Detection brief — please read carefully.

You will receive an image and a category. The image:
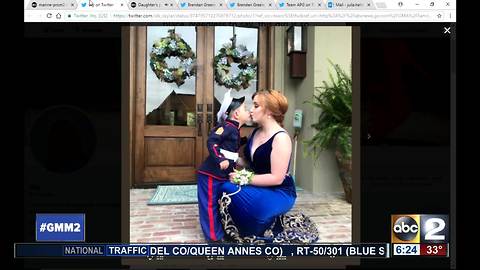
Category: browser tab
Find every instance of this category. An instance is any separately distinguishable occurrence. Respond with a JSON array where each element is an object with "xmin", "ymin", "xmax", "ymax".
[
  {"xmin": 276, "ymin": 0, "xmax": 325, "ymax": 10},
  {"xmin": 327, "ymin": 0, "xmax": 375, "ymax": 9},
  {"xmin": 76, "ymin": 0, "xmax": 127, "ymax": 10},
  {"xmin": 127, "ymin": 0, "xmax": 177, "ymax": 10},
  {"xmin": 177, "ymin": 0, "xmax": 227, "ymax": 10},
  {"xmin": 226, "ymin": 0, "xmax": 277, "ymax": 10},
  {"xmin": 26, "ymin": 0, "xmax": 77, "ymax": 10}
]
